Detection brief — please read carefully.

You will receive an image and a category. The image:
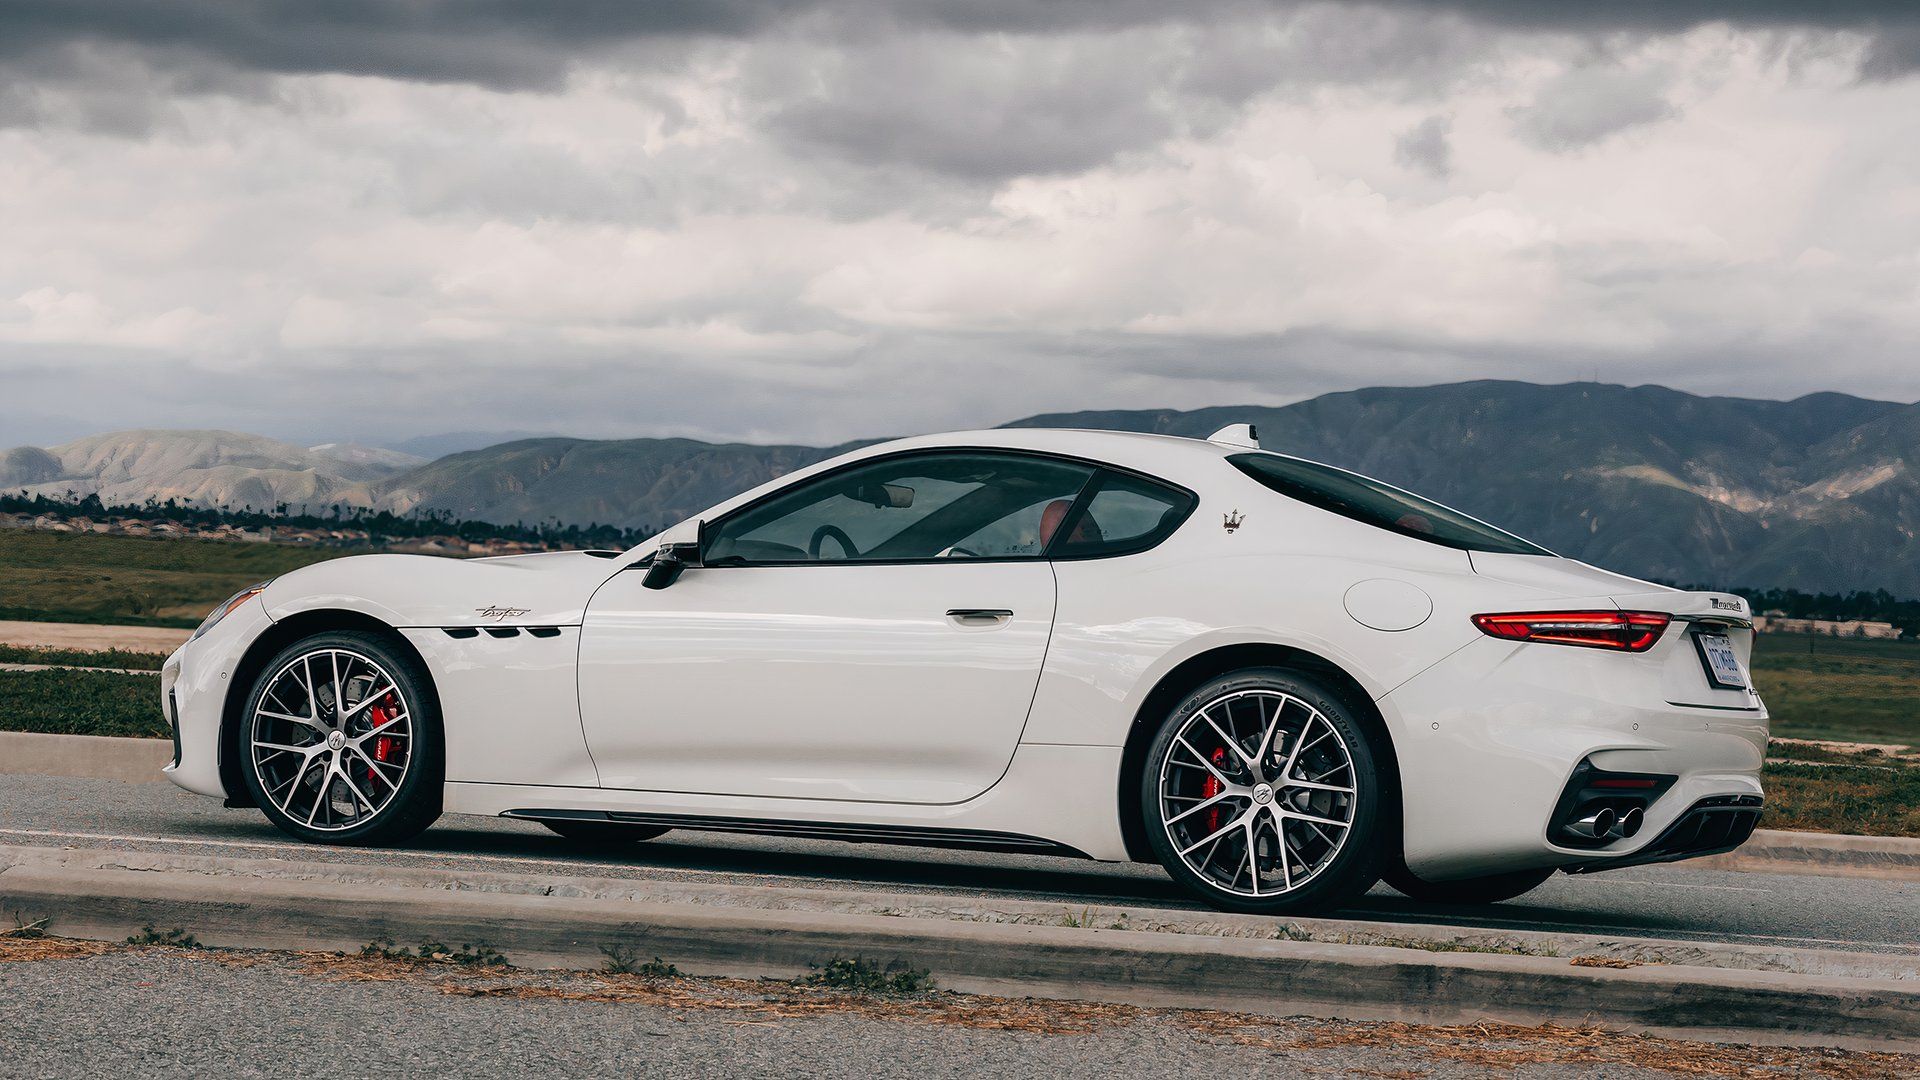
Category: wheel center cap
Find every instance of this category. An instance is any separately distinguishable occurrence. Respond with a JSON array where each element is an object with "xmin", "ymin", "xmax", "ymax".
[
  {"xmin": 1252, "ymin": 783, "xmax": 1275, "ymax": 805},
  {"xmin": 326, "ymin": 731, "xmax": 346, "ymax": 751}
]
